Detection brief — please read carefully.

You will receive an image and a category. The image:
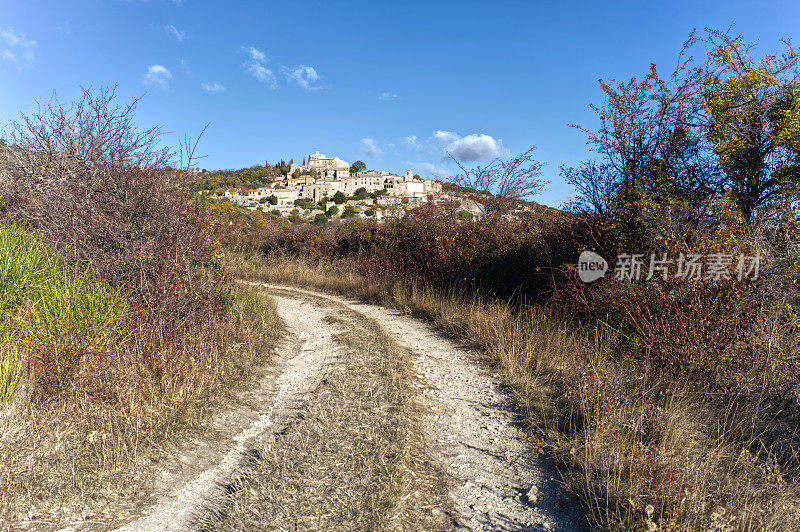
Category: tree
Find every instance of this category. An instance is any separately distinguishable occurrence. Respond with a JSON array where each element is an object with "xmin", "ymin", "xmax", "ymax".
[
  {"xmin": 327, "ymin": 205, "xmax": 339, "ymax": 216},
  {"xmin": 365, "ymin": 209, "xmax": 375, "ymax": 217},
  {"xmin": 332, "ymin": 191, "xmax": 347, "ymax": 204},
  {"xmin": 353, "ymin": 187, "xmax": 368, "ymax": 198},
  {"xmin": 702, "ymin": 30, "xmax": 800, "ymax": 221},
  {"xmin": 567, "ymin": 28, "xmax": 800, "ymax": 235},
  {"xmin": 350, "ymin": 160, "xmax": 366, "ymax": 174},
  {"xmin": 449, "ymin": 147, "xmax": 545, "ymax": 215},
  {"xmin": 312, "ymin": 213, "xmax": 328, "ymax": 225},
  {"xmin": 567, "ymin": 40, "xmax": 717, "ymax": 244},
  {"xmin": 268, "ymin": 195, "xmax": 278, "ymax": 205},
  {"xmin": 342, "ymin": 205, "xmax": 357, "ymax": 217}
]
